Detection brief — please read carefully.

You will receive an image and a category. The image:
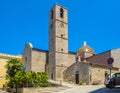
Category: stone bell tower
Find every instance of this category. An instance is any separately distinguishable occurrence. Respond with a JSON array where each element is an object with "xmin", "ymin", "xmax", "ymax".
[{"xmin": 47, "ymin": 4, "xmax": 68, "ymax": 81}]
